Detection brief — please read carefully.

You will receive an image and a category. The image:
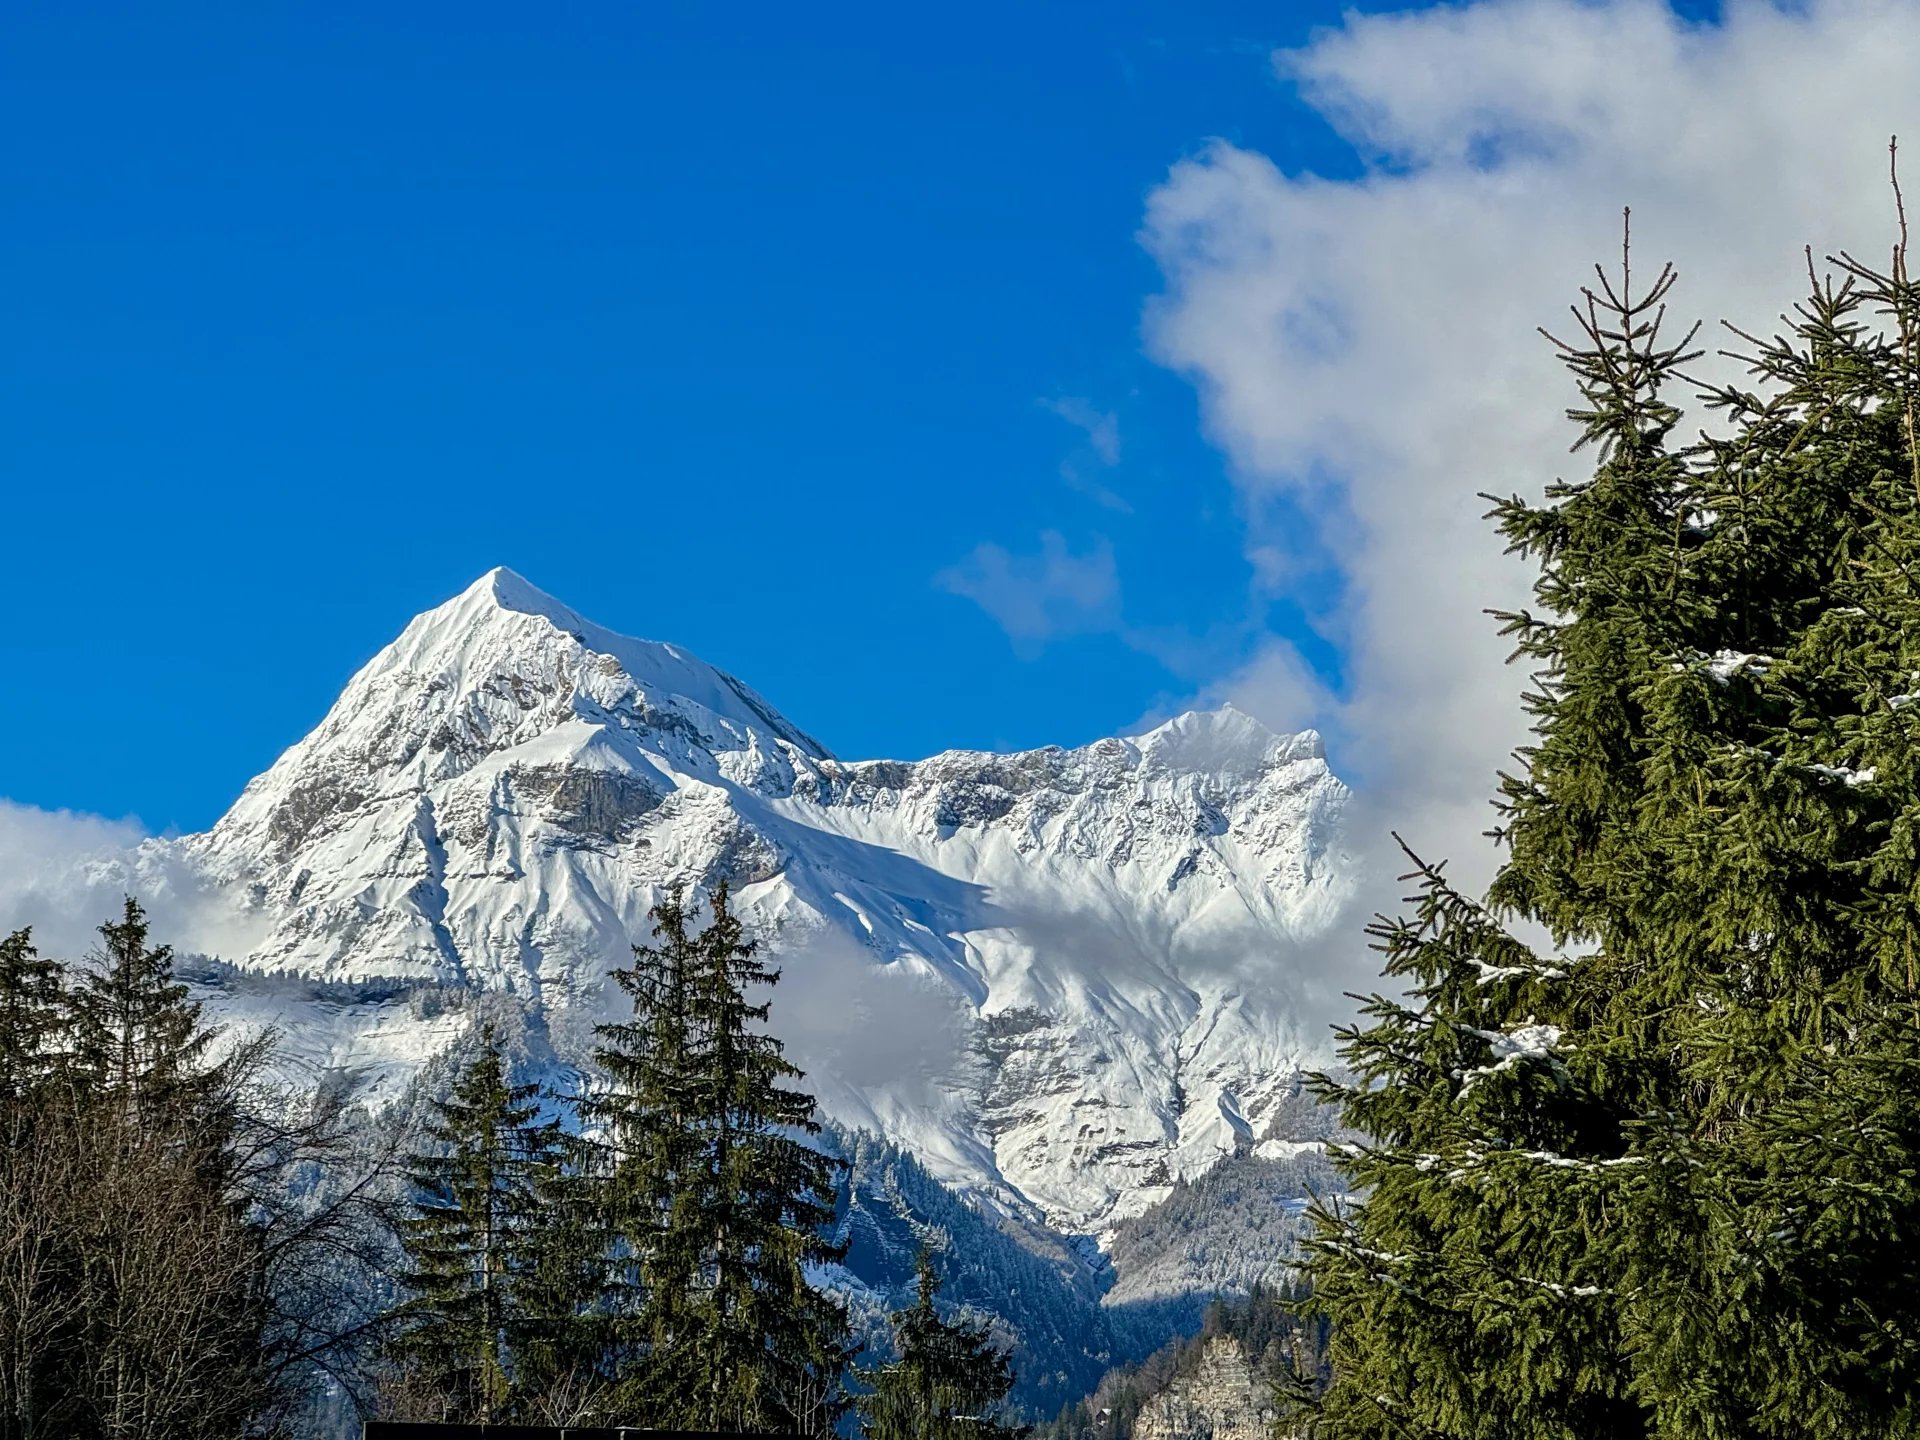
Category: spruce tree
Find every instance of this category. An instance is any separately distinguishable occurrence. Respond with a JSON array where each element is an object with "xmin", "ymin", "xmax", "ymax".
[
  {"xmin": 1303, "ymin": 209, "xmax": 1920, "ymax": 1439},
  {"xmin": 1, "ymin": 905, "xmax": 278, "ymax": 1439},
  {"xmin": 590, "ymin": 882, "xmax": 853, "ymax": 1433},
  {"xmin": 1564, "ymin": 231, "xmax": 1920, "ymax": 1436},
  {"xmin": 1653, "ymin": 232, "xmax": 1920, "ymax": 1433},
  {"xmin": 856, "ymin": 1251, "xmax": 1025, "ymax": 1440},
  {"xmin": 0, "ymin": 929, "xmax": 64, "ymax": 1119},
  {"xmin": 1304, "ymin": 241, "xmax": 1718, "ymax": 1440},
  {"xmin": 581, "ymin": 884, "xmax": 699, "ymax": 1381},
  {"xmin": 66, "ymin": 897, "xmax": 220, "ymax": 1125},
  {"xmin": 513, "ymin": 1124, "xmax": 616, "ymax": 1409},
  {"xmin": 386, "ymin": 1029, "xmax": 569, "ymax": 1423}
]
